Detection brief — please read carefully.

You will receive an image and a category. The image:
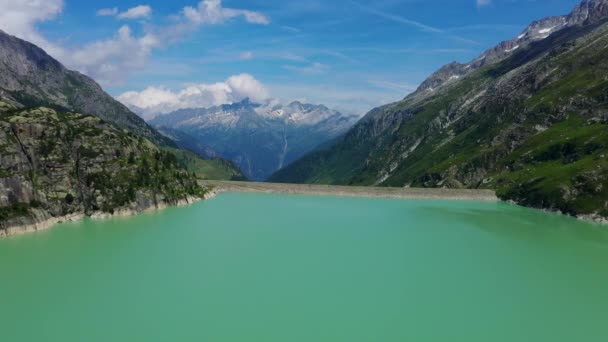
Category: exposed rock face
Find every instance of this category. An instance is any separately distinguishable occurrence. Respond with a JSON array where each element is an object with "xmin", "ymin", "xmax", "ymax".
[
  {"xmin": 149, "ymin": 98, "xmax": 359, "ymax": 181},
  {"xmin": 571, "ymin": 0, "xmax": 608, "ymax": 23},
  {"xmin": 0, "ymin": 105, "xmax": 206, "ymax": 234},
  {"xmin": 0, "ymin": 30, "xmax": 171, "ymax": 146},
  {"xmin": 270, "ymin": 0, "xmax": 608, "ymax": 222}
]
